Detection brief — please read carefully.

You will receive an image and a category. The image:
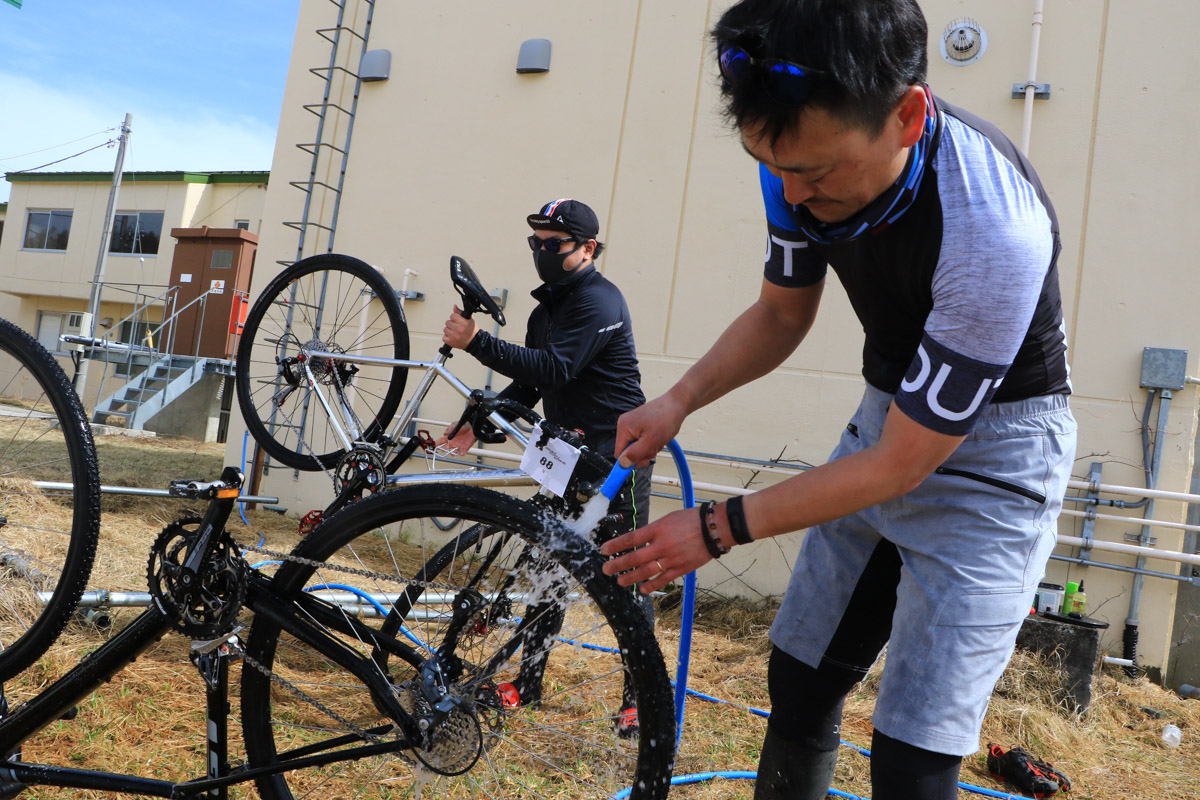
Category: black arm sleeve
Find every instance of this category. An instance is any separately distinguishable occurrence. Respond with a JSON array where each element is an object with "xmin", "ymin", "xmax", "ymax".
[{"xmin": 464, "ymin": 289, "xmax": 616, "ymax": 391}]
